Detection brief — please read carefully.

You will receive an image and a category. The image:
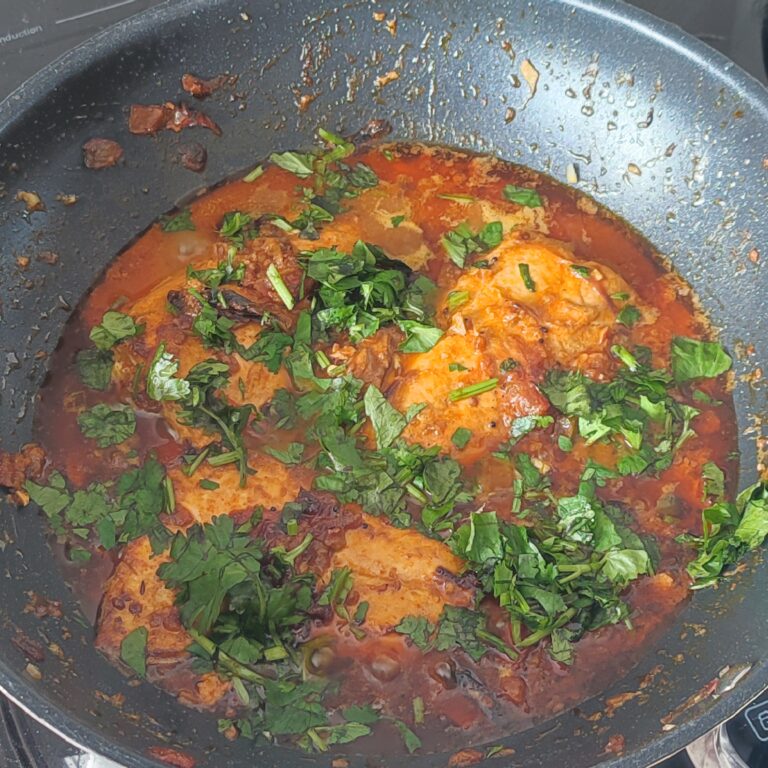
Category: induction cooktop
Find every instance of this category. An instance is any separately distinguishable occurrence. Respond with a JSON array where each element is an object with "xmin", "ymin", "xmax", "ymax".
[{"xmin": 0, "ymin": 1, "xmax": 767, "ymax": 767}]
